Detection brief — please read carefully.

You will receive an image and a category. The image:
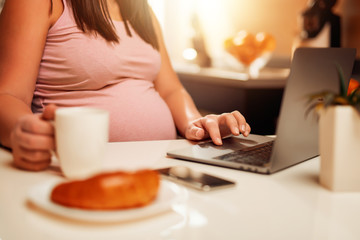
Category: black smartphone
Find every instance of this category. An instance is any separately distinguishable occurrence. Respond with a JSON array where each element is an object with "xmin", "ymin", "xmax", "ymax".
[{"xmin": 157, "ymin": 166, "xmax": 236, "ymax": 191}]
